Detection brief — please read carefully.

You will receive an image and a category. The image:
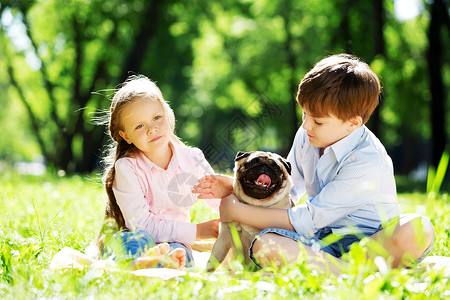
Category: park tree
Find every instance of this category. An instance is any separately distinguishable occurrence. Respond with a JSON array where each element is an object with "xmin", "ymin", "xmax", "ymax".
[
  {"xmin": 185, "ymin": 0, "xmax": 391, "ymax": 169},
  {"xmin": 427, "ymin": 0, "xmax": 450, "ymax": 168},
  {"xmin": 0, "ymin": 0, "xmax": 448, "ymax": 176},
  {"xmin": 373, "ymin": 0, "xmax": 450, "ymax": 173},
  {"xmin": 0, "ymin": 0, "xmax": 195, "ymax": 172}
]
